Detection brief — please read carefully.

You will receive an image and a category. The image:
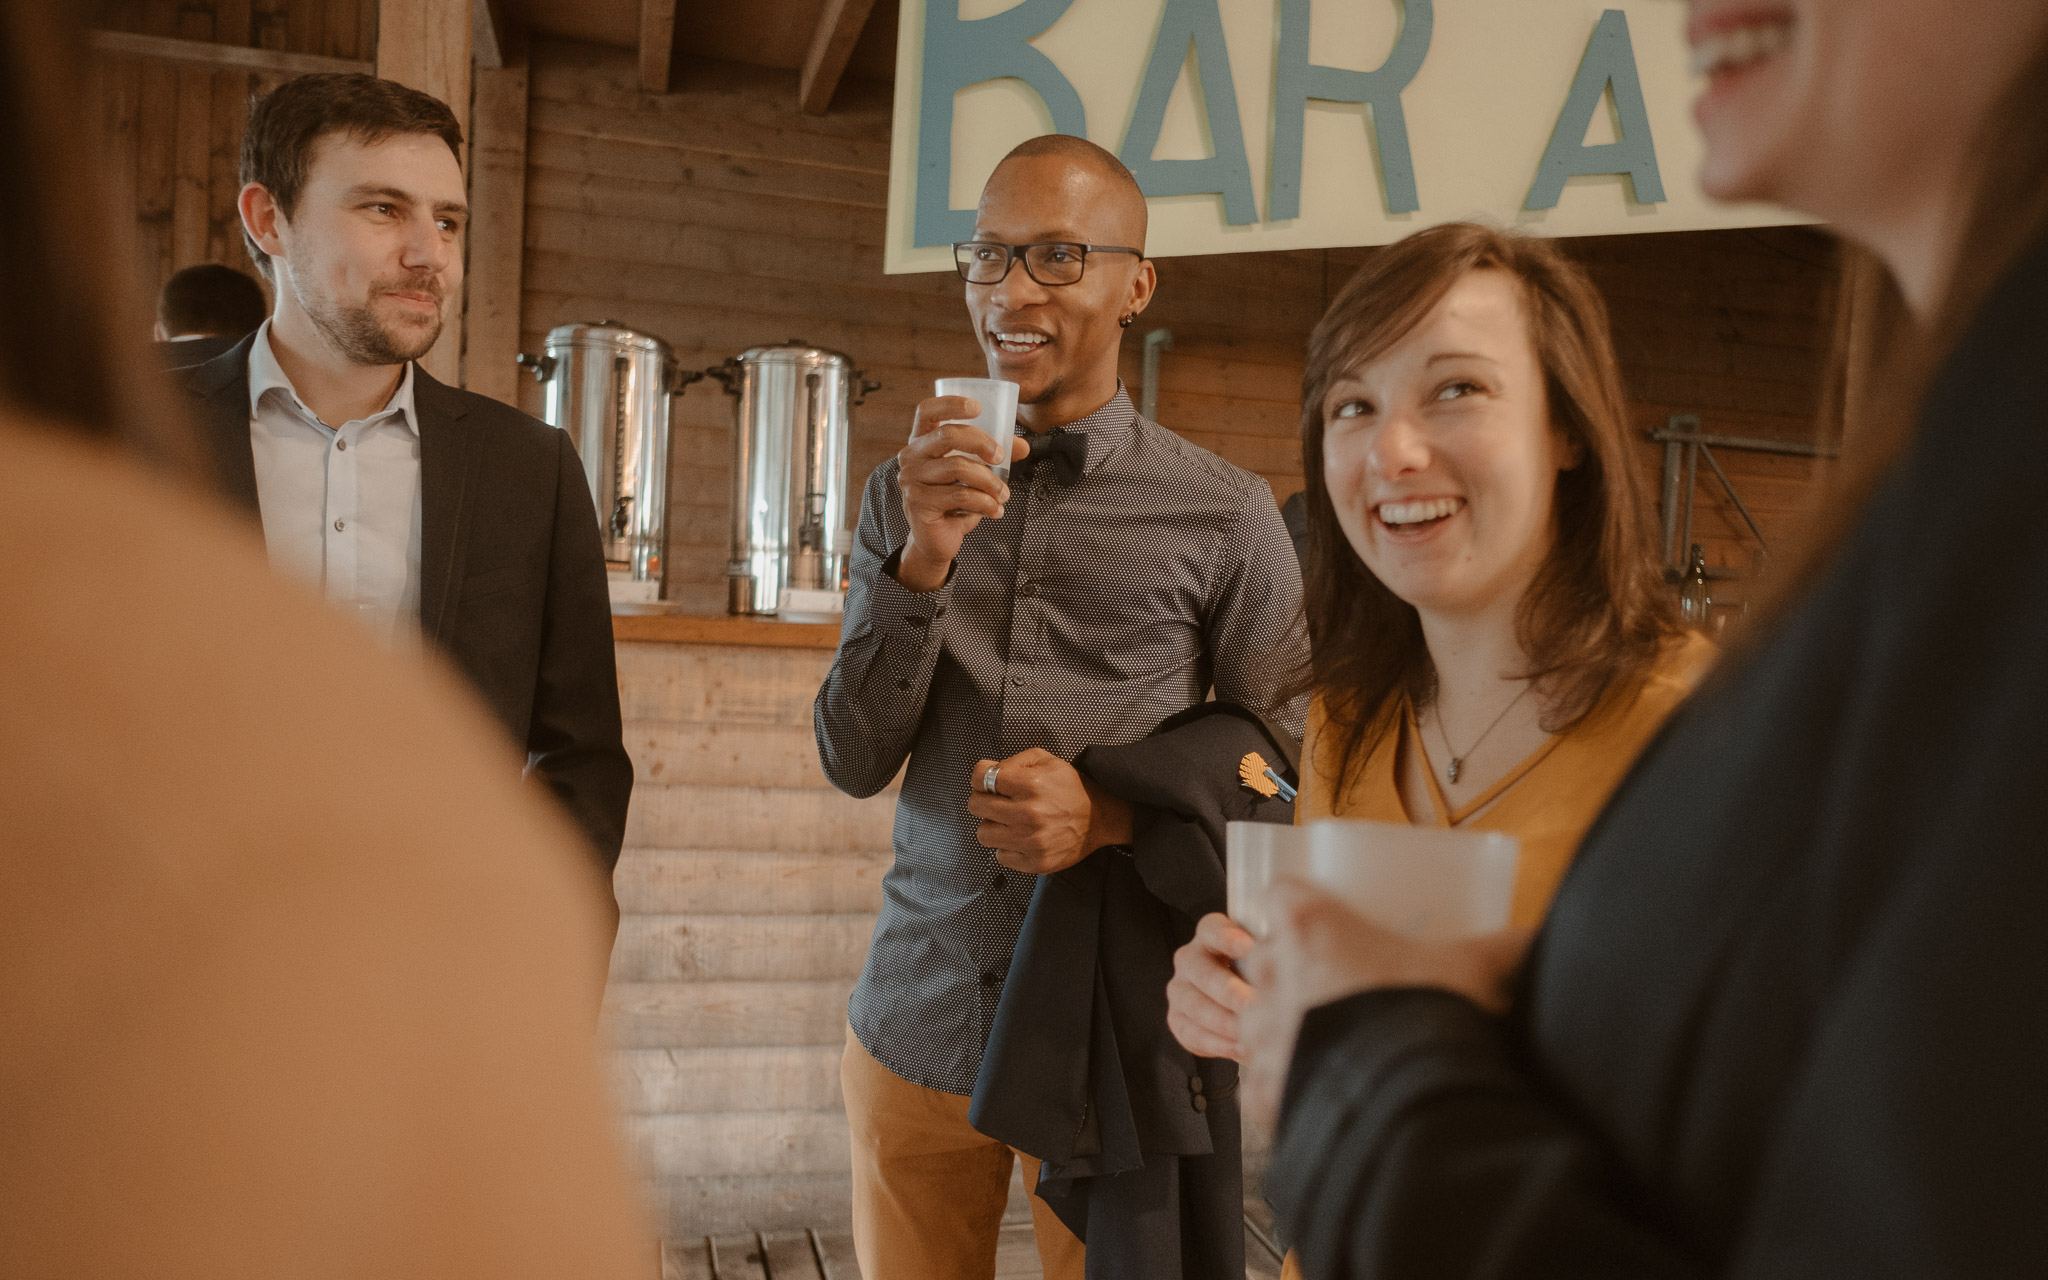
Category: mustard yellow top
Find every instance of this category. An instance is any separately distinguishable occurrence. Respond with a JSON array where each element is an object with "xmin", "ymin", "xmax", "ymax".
[{"xmin": 1299, "ymin": 633, "xmax": 1718, "ymax": 928}]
